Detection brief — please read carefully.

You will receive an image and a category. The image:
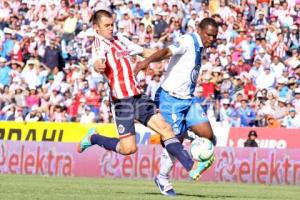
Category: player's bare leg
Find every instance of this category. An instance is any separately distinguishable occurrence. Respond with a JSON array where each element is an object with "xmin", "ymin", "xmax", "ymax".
[{"xmin": 190, "ymin": 121, "xmax": 214, "ymax": 141}]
